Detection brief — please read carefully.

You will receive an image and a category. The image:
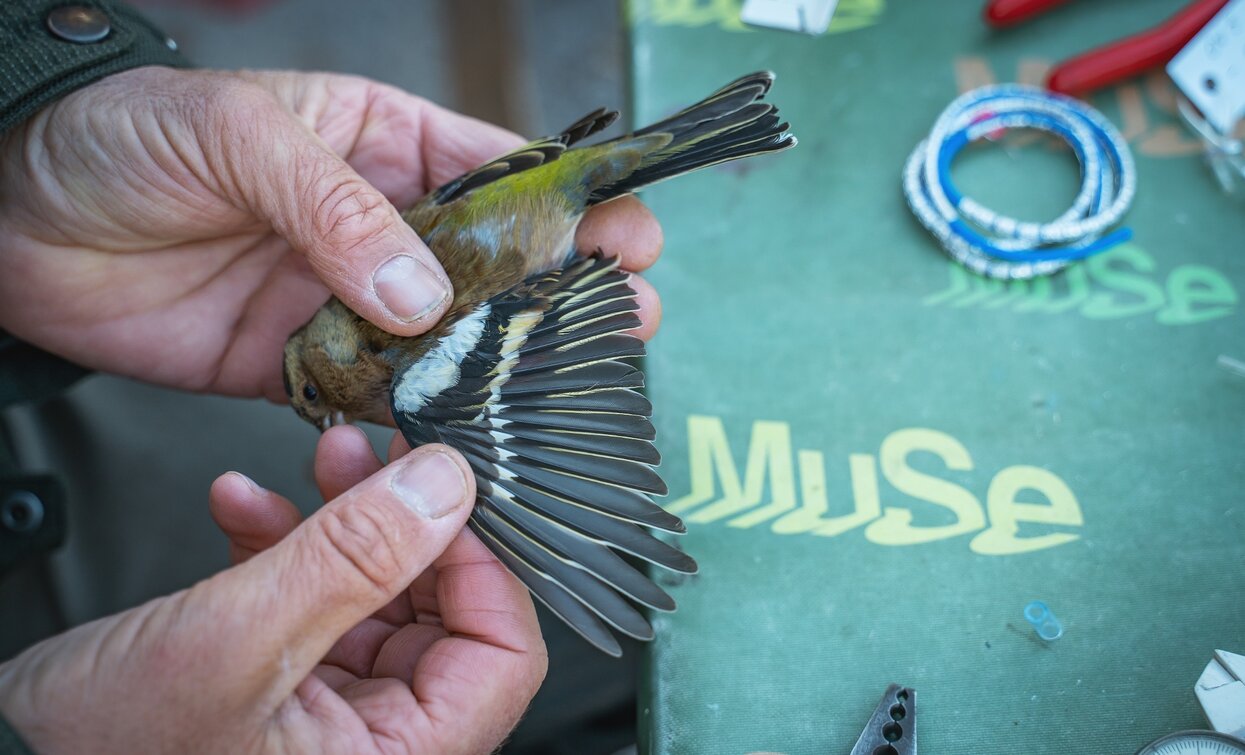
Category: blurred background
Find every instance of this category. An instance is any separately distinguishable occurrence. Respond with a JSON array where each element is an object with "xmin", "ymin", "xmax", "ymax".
[
  {"xmin": 141, "ymin": 0, "xmax": 627, "ymax": 137},
  {"xmin": 0, "ymin": 2, "xmax": 636, "ymax": 753}
]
